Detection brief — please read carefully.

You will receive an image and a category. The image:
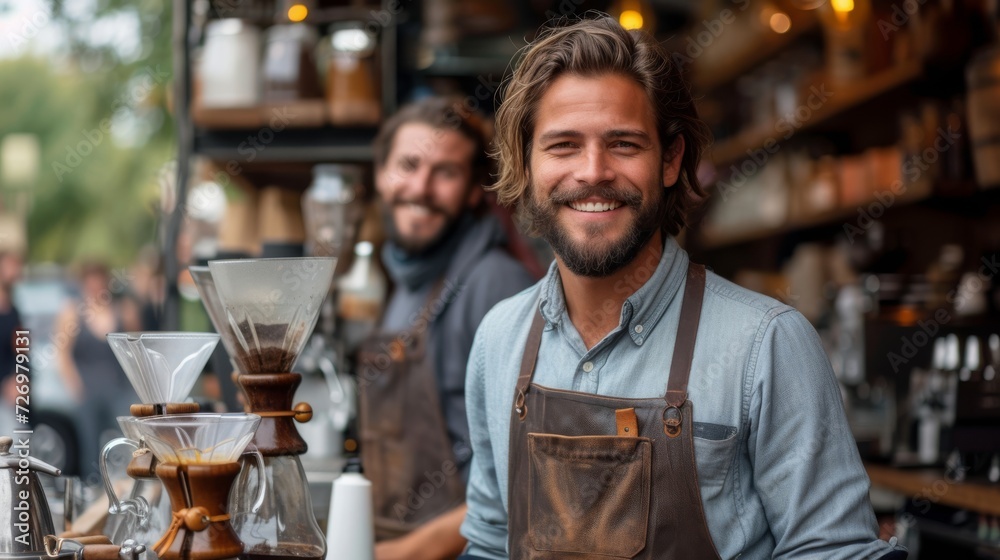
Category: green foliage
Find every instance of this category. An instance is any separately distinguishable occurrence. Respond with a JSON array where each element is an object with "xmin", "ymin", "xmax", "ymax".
[{"xmin": 0, "ymin": 0, "xmax": 175, "ymax": 266}]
